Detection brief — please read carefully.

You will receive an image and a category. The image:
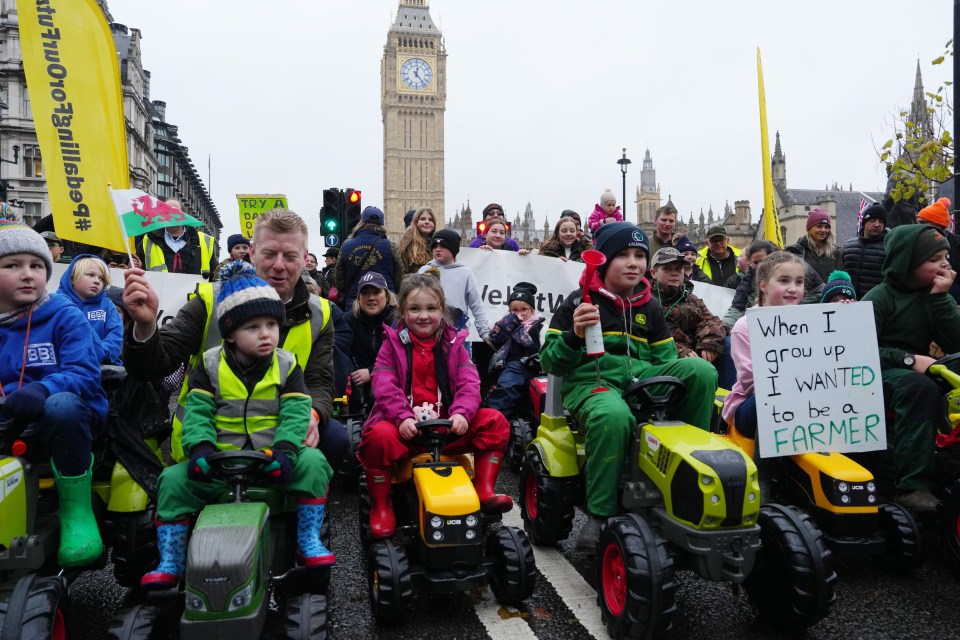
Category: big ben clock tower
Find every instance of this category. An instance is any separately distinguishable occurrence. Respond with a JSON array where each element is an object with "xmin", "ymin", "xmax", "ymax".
[{"xmin": 382, "ymin": 0, "xmax": 447, "ymax": 242}]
